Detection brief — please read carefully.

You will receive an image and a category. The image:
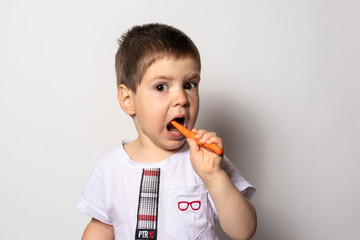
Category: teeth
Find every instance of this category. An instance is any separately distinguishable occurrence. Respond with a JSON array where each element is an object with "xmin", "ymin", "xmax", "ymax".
[
  {"xmin": 167, "ymin": 117, "xmax": 185, "ymax": 134},
  {"xmin": 168, "ymin": 123, "xmax": 180, "ymax": 133},
  {"xmin": 169, "ymin": 129, "xmax": 180, "ymax": 133}
]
